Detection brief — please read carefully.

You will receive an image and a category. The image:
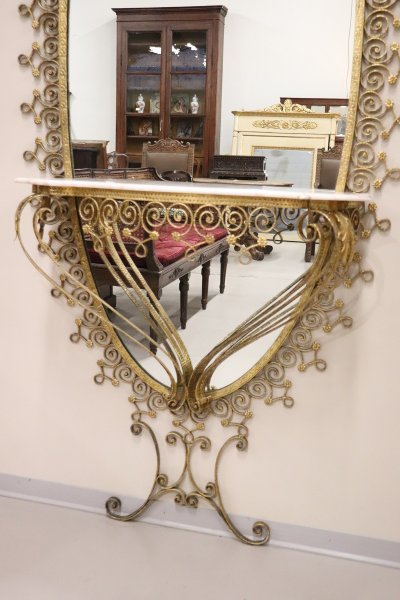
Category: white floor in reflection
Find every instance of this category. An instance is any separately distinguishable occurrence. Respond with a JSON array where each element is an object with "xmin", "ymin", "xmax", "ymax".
[{"xmin": 111, "ymin": 241, "xmax": 311, "ymax": 389}]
